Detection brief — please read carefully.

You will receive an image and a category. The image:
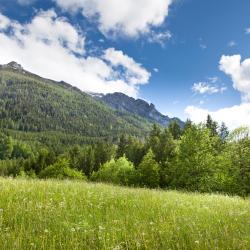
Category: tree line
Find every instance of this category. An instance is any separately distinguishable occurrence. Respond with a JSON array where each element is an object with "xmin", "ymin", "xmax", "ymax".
[{"xmin": 0, "ymin": 115, "xmax": 249, "ymax": 196}]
